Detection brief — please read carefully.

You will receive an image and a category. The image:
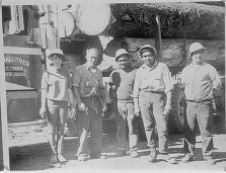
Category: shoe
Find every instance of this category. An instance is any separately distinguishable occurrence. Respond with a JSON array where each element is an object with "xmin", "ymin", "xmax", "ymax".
[
  {"xmin": 115, "ymin": 150, "xmax": 127, "ymax": 157},
  {"xmin": 158, "ymin": 153, "xmax": 177, "ymax": 164},
  {"xmin": 204, "ymin": 157, "xmax": 216, "ymax": 165},
  {"xmin": 57, "ymin": 154, "xmax": 67, "ymax": 162},
  {"xmin": 182, "ymin": 154, "xmax": 193, "ymax": 163},
  {"xmin": 130, "ymin": 150, "xmax": 139, "ymax": 158},
  {"xmin": 147, "ymin": 148, "xmax": 157, "ymax": 163},
  {"xmin": 77, "ymin": 155, "xmax": 88, "ymax": 161}
]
